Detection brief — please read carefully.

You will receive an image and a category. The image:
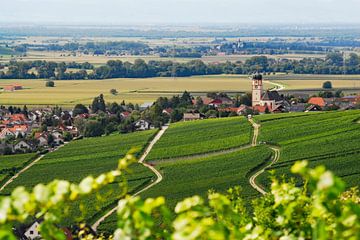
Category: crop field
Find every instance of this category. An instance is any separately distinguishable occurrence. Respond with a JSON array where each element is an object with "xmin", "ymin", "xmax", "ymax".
[
  {"xmin": 254, "ymin": 110, "xmax": 360, "ymax": 189},
  {"xmin": 0, "ymin": 75, "xmax": 268, "ymax": 107},
  {"xmin": 2, "ymin": 131, "xmax": 157, "ymax": 224},
  {"xmin": 98, "ymin": 145, "xmax": 273, "ymax": 234},
  {"xmin": 0, "ymin": 153, "xmax": 37, "ymax": 186},
  {"xmin": 146, "ymin": 117, "xmax": 252, "ymax": 161},
  {"xmin": 1, "ymin": 74, "xmax": 360, "ymax": 107}
]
